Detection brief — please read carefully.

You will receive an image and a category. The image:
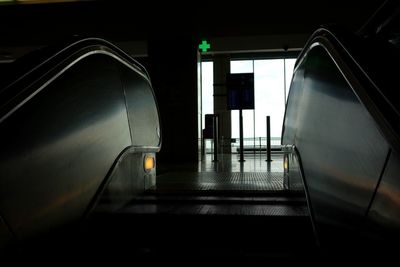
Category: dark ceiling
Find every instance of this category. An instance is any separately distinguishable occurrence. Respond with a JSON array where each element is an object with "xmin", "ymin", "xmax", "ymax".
[{"xmin": 0, "ymin": 0, "xmax": 387, "ymax": 46}]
